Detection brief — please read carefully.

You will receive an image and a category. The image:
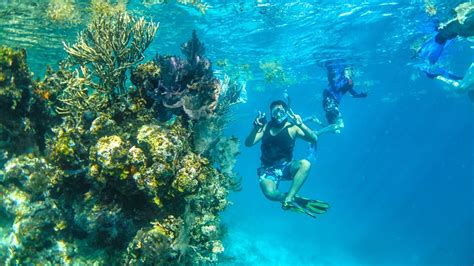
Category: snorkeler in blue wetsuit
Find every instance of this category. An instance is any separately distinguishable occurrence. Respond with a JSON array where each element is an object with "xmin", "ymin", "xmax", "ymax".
[
  {"xmin": 417, "ymin": 2, "xmax": 474, "ymax": 95},
  {"xmin": 318, "ymin": 59, "xmax": 367, "ymax": 134}
]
